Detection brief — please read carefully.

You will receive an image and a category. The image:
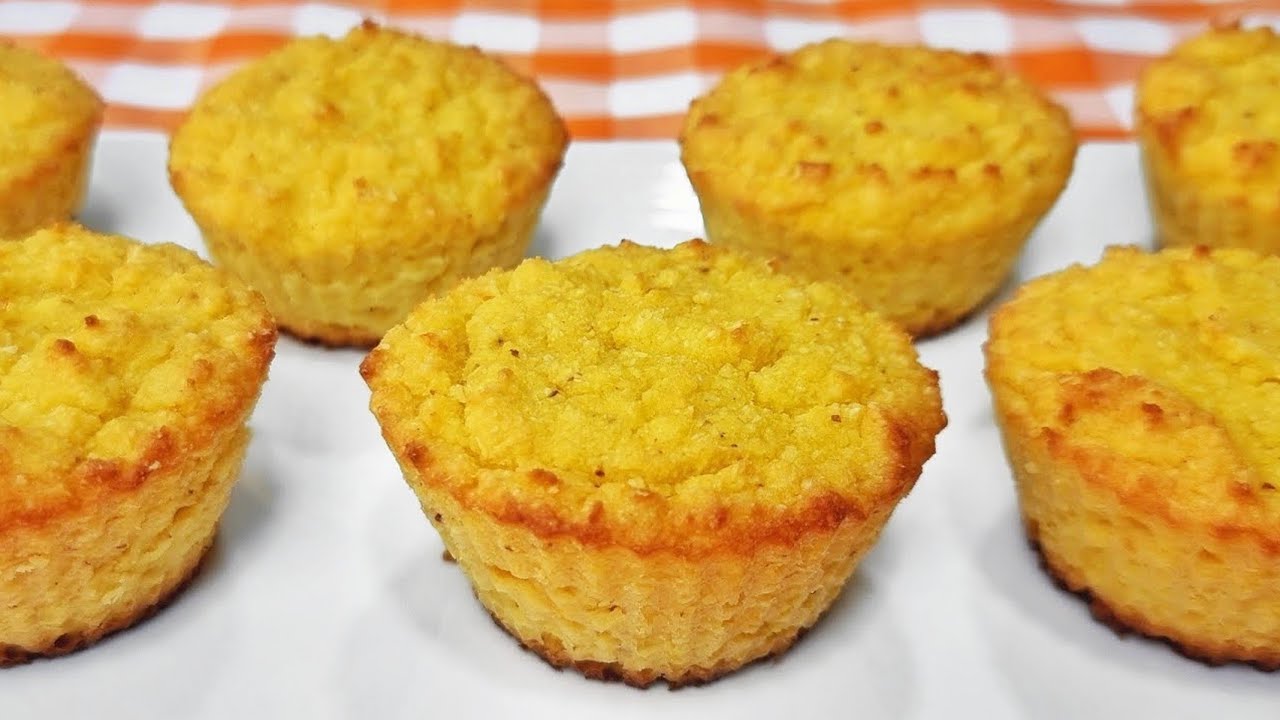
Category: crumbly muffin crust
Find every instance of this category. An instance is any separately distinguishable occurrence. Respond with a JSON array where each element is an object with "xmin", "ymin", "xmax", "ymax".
[
  {"xmin": 681, "ymin": 39, "xmax": 1075, "ymax": 336},
  {"xmin": 0, "ymin": 537, "xmax": 214, "ymax": 666},
  {"xmin": 986, "ymin": 245, "xmax": 1280, "ymax": 668},
  {"xmin": 170, "ymin": 21, "xmax": 567, "ymax": 345},
  {"xmin": 364, "ymin": 239, "xmax": 945, "ymax": 684},
  {"xmin": 0, "ymin": 42, "xmax": 101, "ymax": 238},
  {"xmin": 1137, "ymin": 25, "xmax": 1280, "ymax": 253},
  {"xmin": 0, "ymin": 224, "xmax": 275, "ymax": 664}
]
